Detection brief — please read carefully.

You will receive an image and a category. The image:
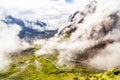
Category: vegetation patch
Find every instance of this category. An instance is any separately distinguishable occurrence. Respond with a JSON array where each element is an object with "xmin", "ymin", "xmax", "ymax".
[{"xmin": 1, "ymin": 47, "xmax": 120, "ymax": 80}]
